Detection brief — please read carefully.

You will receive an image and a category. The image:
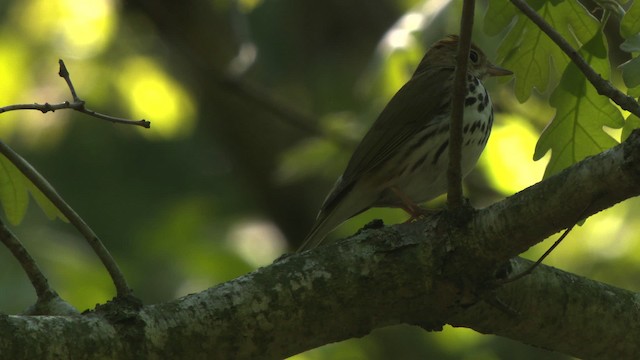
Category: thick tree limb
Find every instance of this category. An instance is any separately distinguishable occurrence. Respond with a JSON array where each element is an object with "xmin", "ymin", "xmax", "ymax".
[
  {"xmin": 1, "ymin": 131, "xmax": 639, "ymax": 359},
  {"xmin": 450, "ymin": 257, "xmax": 640, "ymax": 359}
]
